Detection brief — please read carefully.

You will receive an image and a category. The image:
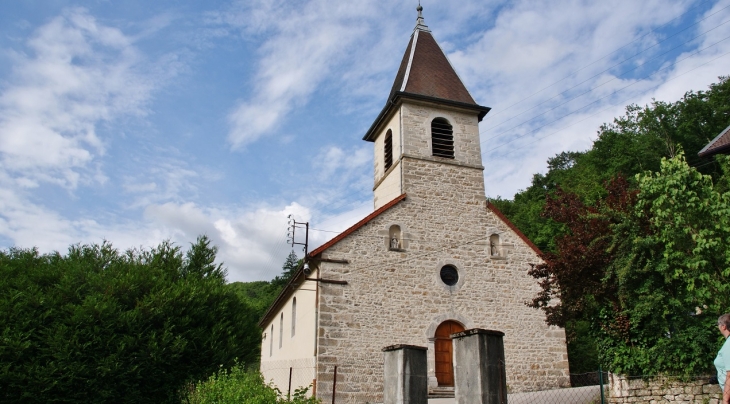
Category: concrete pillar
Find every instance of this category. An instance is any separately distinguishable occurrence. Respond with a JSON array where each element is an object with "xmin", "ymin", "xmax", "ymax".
[
  {"xmin": 452, "ymin": 329, "xmax": 507, "ymax": 404},
  {"xmin": 382, "ymin": 344, "xmax": 428, "ymax": 404}
]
